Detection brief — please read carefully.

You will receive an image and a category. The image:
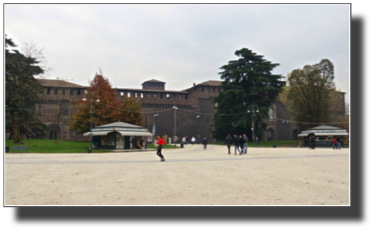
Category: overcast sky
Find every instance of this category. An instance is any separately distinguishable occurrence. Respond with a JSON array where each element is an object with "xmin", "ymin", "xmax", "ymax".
[{"xmin": 5, "ymin": 4, "xmax": 350, "ymax": 103}]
